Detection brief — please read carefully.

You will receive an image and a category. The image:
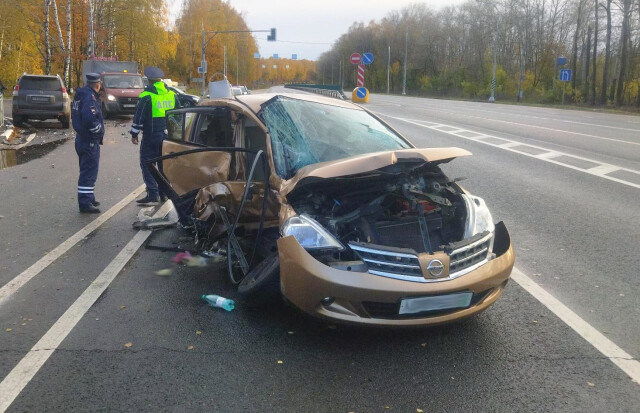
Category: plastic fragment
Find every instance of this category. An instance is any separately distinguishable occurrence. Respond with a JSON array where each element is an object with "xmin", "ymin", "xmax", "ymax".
[{"xmin": 155, "ymin": 268, "xmax": 173, "ymax": 276}]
